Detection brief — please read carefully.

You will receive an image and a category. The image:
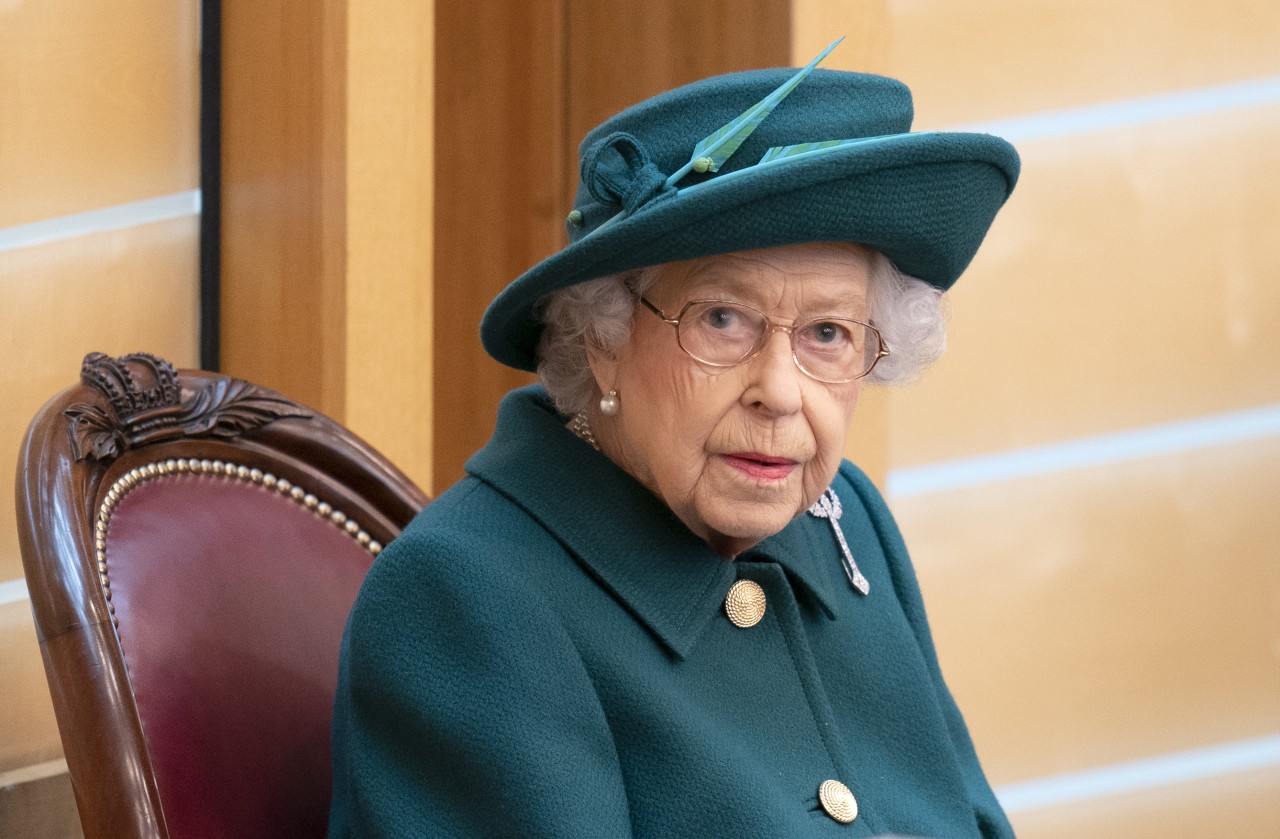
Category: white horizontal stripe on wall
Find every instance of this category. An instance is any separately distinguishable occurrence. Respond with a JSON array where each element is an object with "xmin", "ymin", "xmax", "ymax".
[
  {"xmin": 944, "ymin": 75, "xmax": 1280, "ymax": 142},
  {"xmin": 0, "ymin": 578, "xmax": 30, "ymax": 606},
  {"xmin": 887, "ymin": 404, "xmax": 1280, "ymax": 499},
  {"xmin": 995, "ymin": 733, "xmax": 1280, "ymax": 813},
  {"xmin": 0, "ymin": 758, "xmax": 69, "ymax": 788},
  {"xmin": 0, "ymin": 190, "xmax": 202, "ymax": 254}
]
